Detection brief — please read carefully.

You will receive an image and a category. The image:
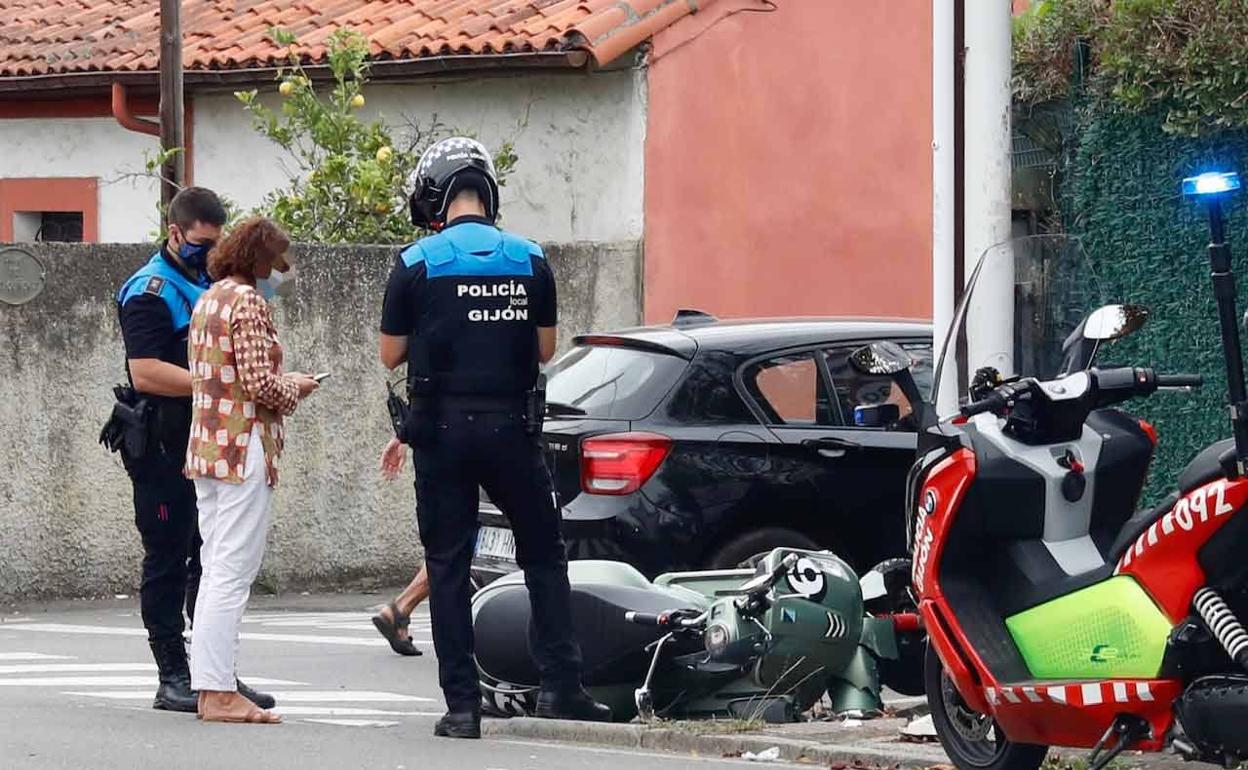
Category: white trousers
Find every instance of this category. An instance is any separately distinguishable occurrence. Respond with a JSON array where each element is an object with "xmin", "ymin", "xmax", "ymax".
[{"xmin": 190, "ymin": 426, "xmax": 272, "ymax": 692}]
